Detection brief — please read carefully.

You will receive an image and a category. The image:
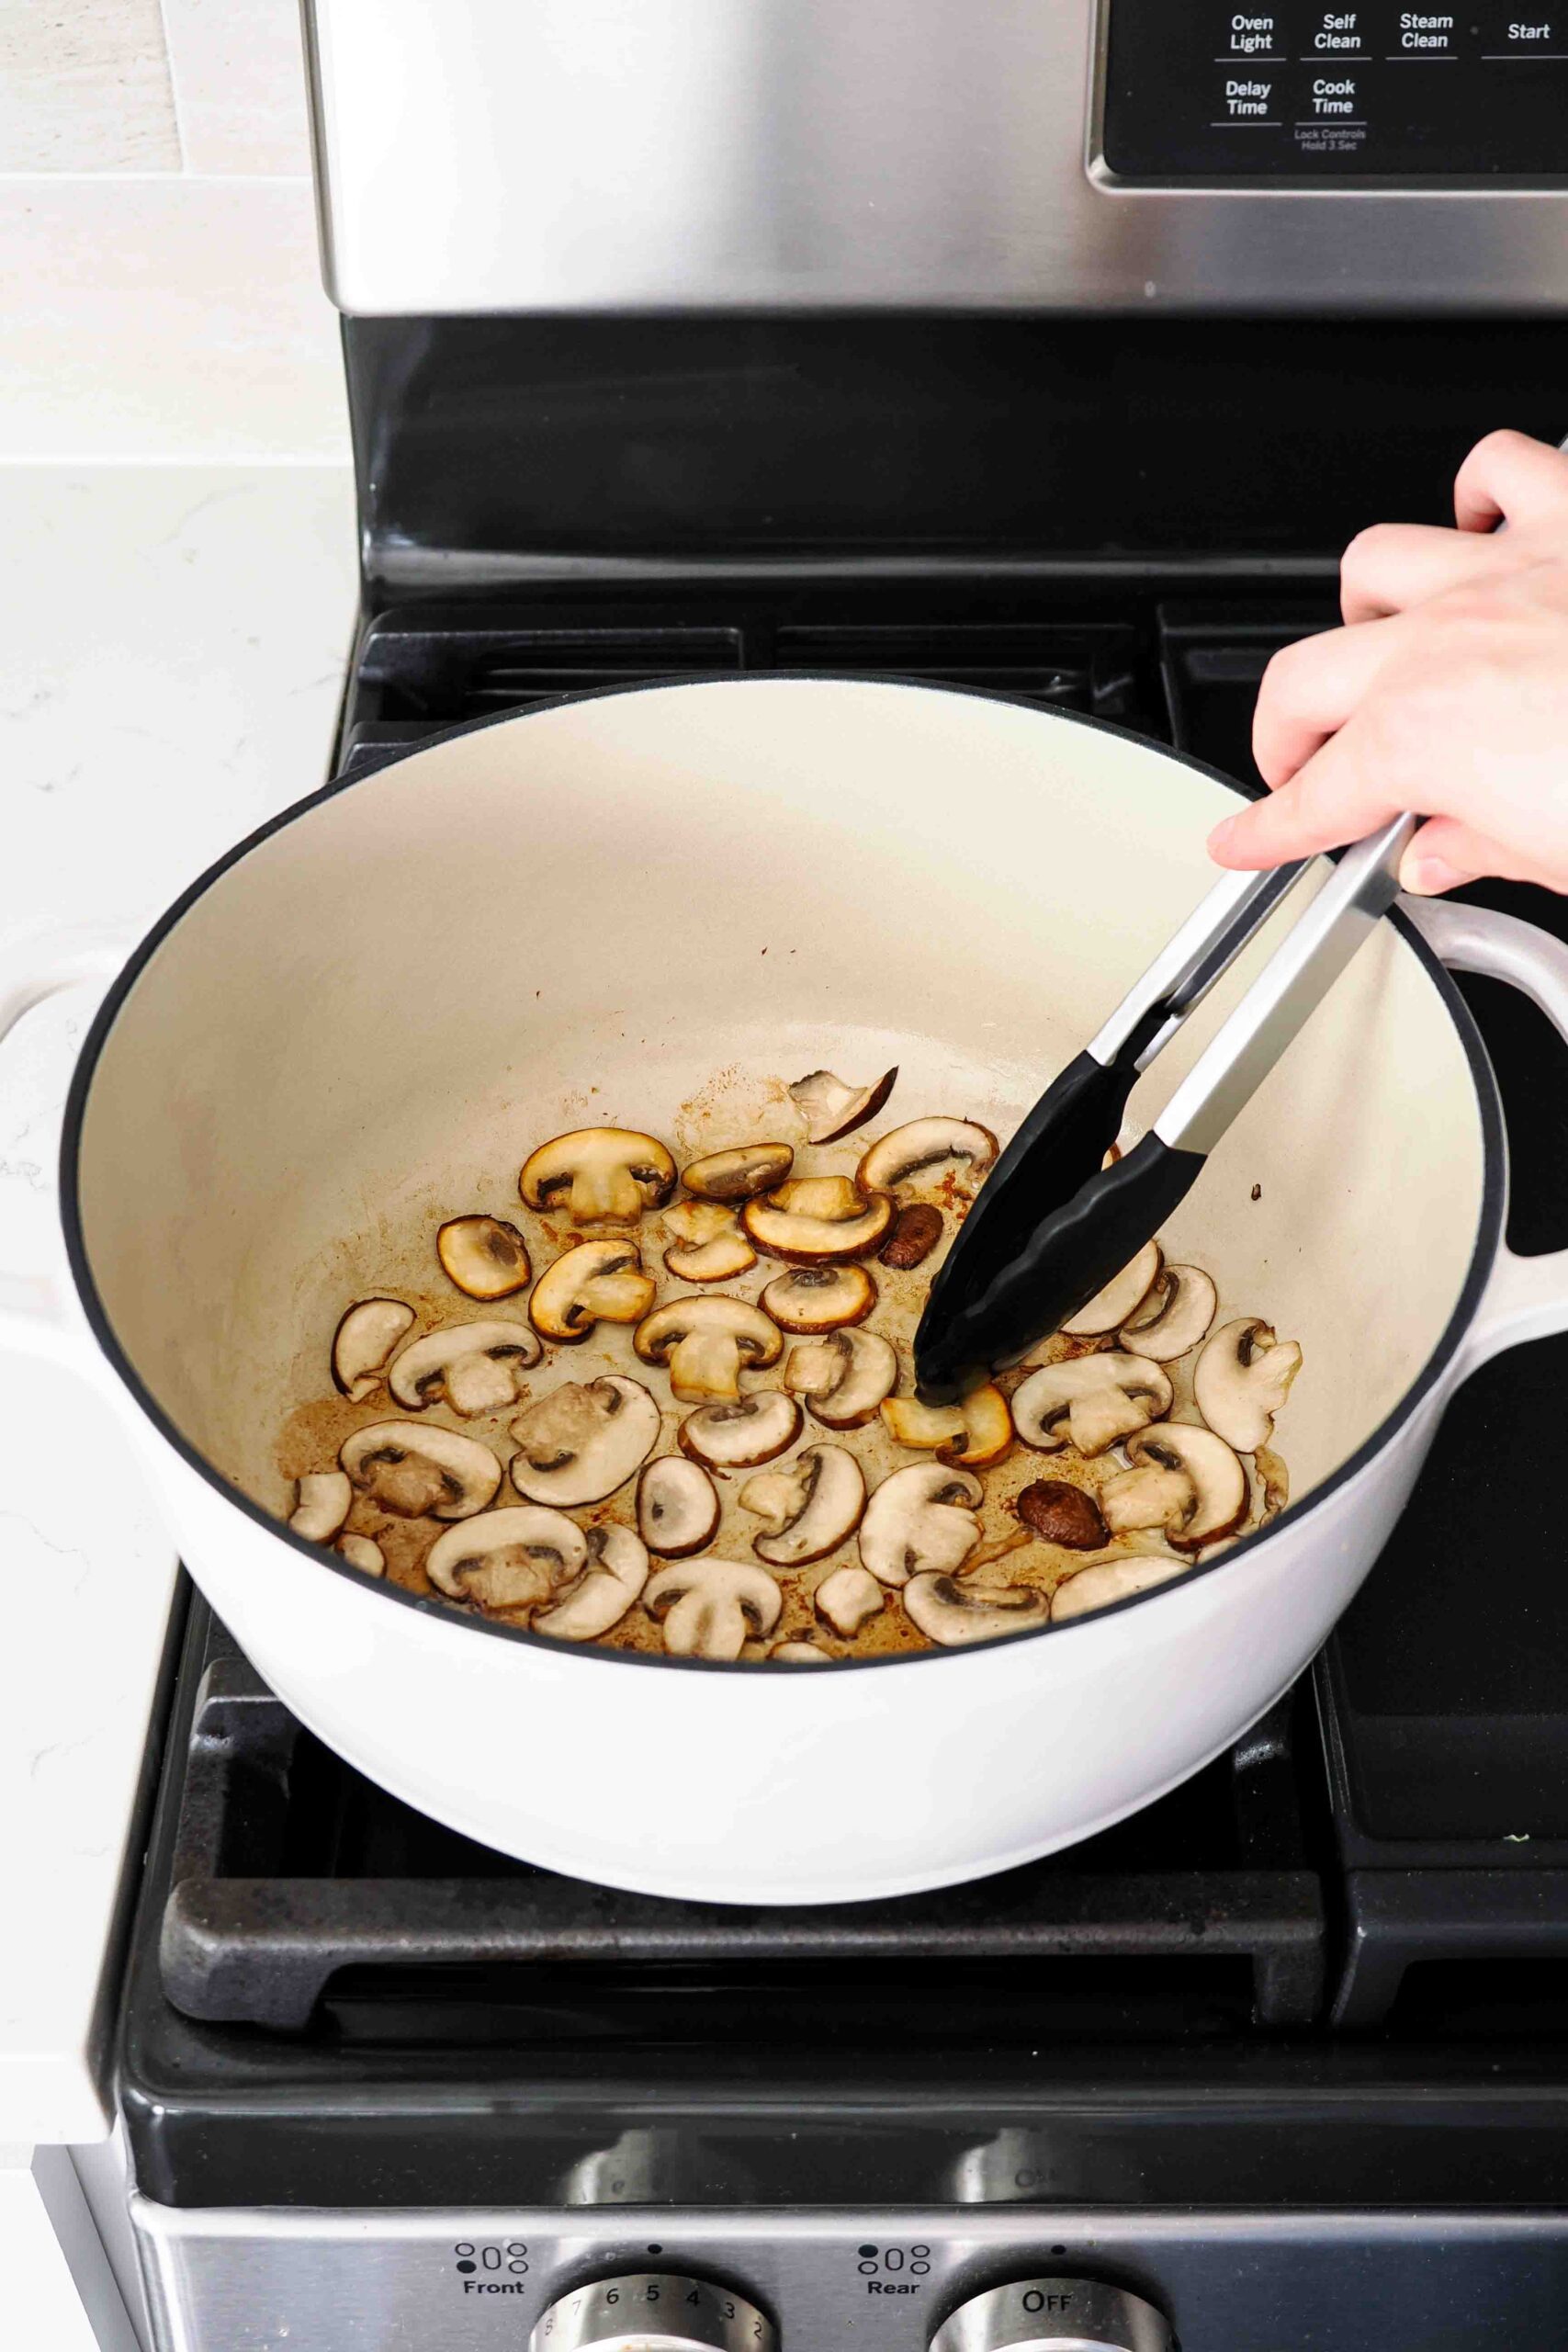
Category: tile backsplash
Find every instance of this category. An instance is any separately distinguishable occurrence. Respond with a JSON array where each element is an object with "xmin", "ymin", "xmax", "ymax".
[{"xmin": 0, "ymin": 0, "xmax": 345, "ymax": 461}]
